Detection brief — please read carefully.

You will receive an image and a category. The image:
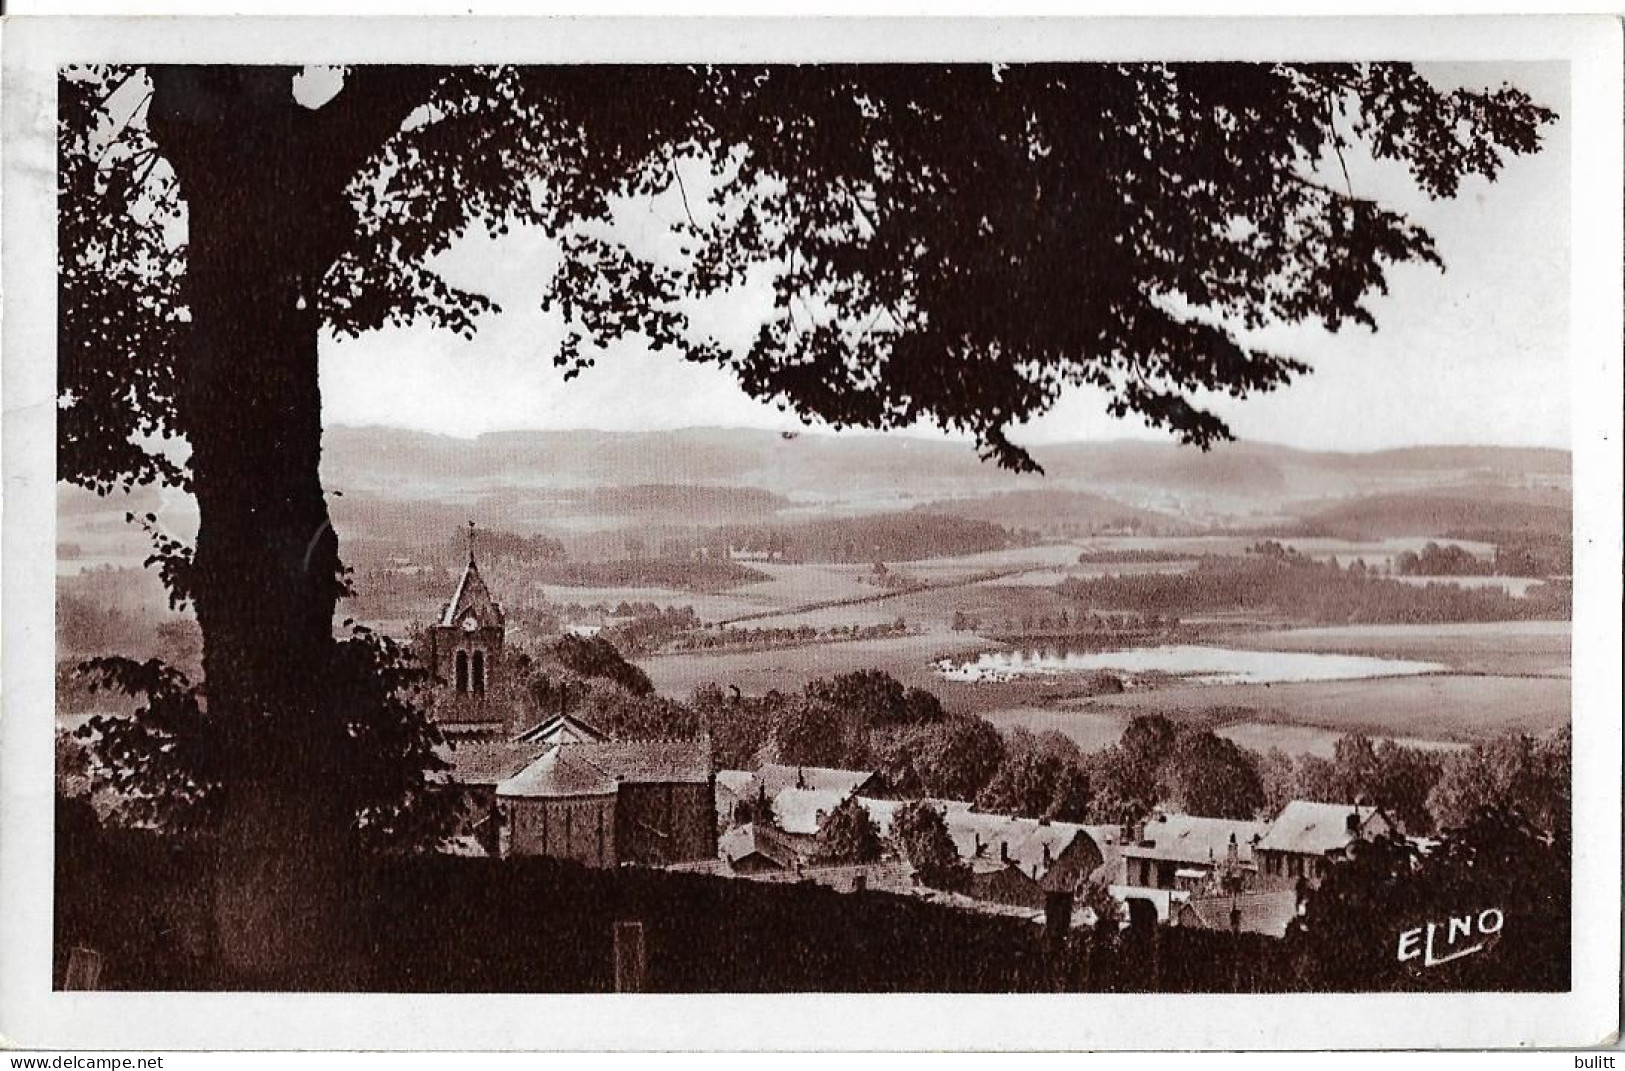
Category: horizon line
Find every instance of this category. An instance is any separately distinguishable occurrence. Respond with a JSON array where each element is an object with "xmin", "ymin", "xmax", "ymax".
[{"xmin": 322, "ymin": 422, "xmax": 1574, "ymax": 457}]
